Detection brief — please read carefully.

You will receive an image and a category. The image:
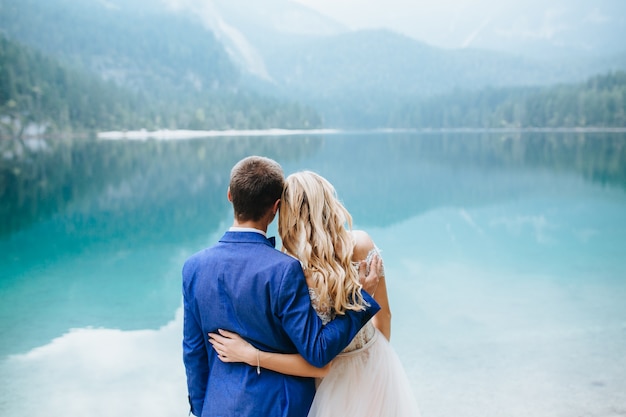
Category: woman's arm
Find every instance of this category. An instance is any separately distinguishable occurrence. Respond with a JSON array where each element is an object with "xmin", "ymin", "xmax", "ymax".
[
  {"xmin": 352, "ymin": 230, "xmax": 392, "ymax": 341},
  {"xmin": 209, "ymin": 329, "xmax": 331, "ymax": 378}
]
